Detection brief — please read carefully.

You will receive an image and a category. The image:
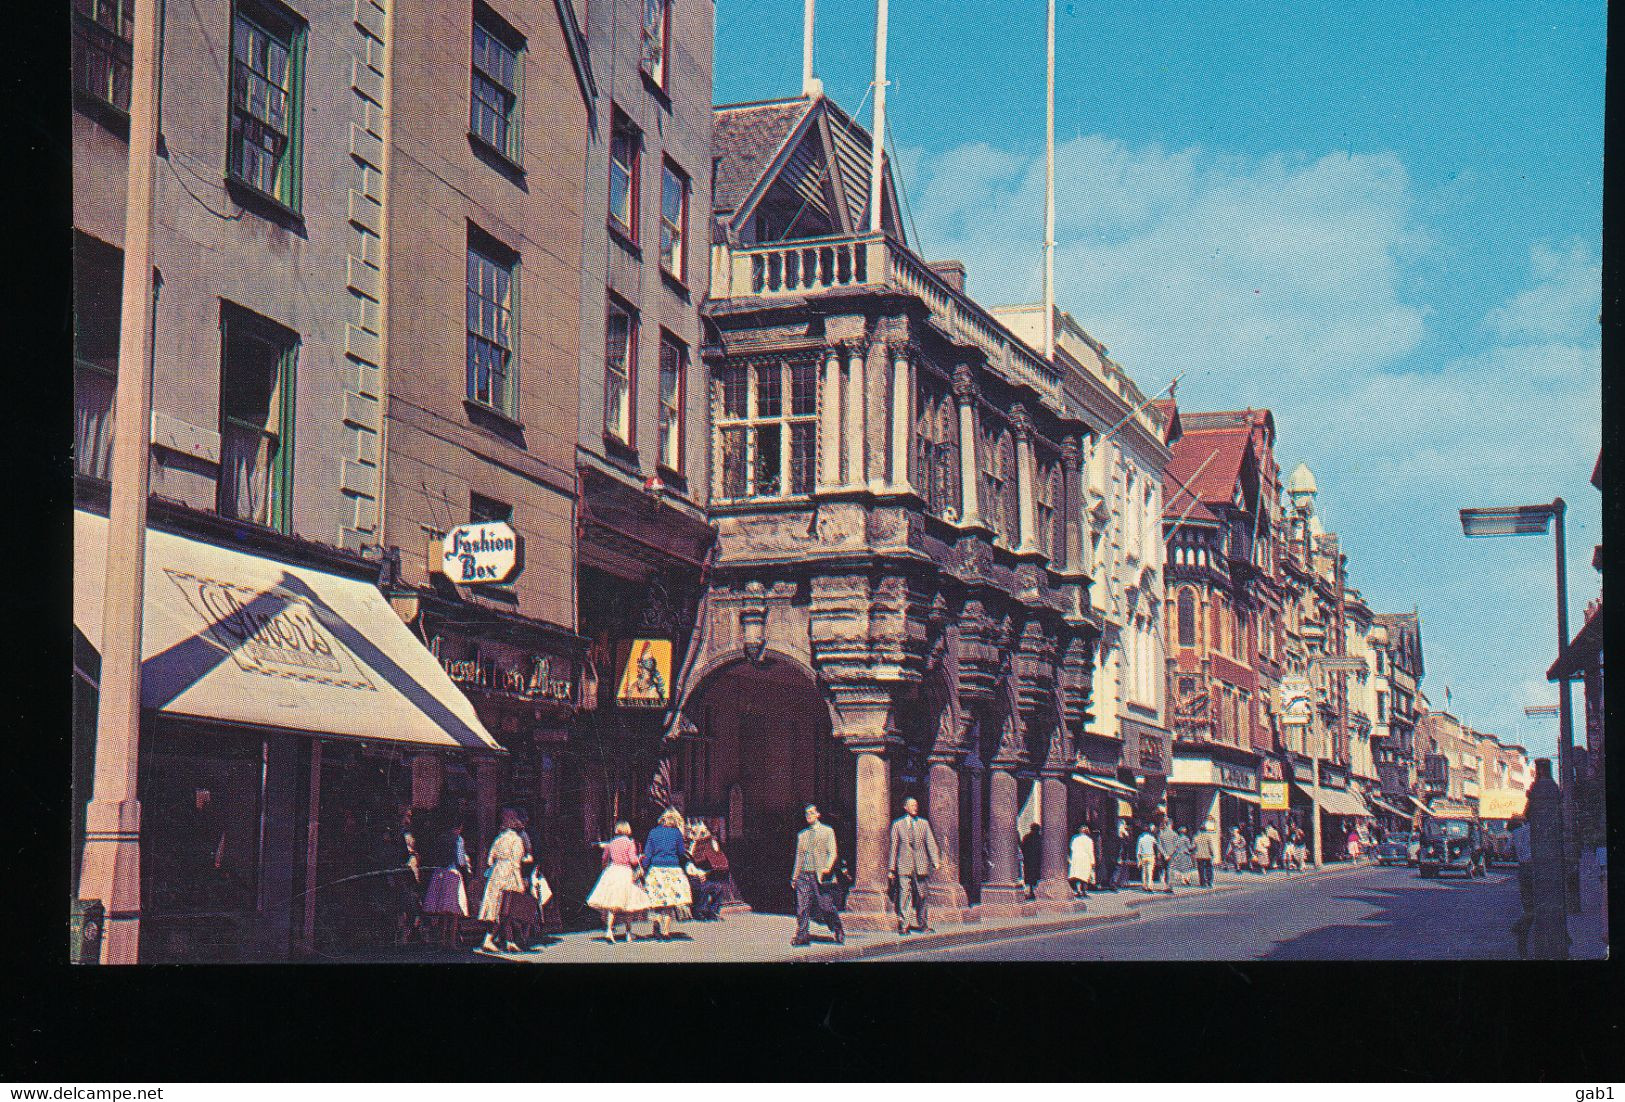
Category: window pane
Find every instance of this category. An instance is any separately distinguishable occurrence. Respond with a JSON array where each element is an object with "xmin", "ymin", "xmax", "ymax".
[
  {"xmin": 755, "ymin": 362, "xmax": 781, "ymax": 417},
  {"xmin": 74, "ymin": 367, "xmax": 116, "ymax": 481},
  {"xmin": 789, "ymin": 361, "xmax": 816, "ymax": 416},
  {"xmin": 719, "ymin": 367, "xmax": 747, "ymax": 419},
  {"xmin": 720, "ymin": 426, "xmax": 747, "ymax": 498},
  {"xmin": 752, "ymin": 425, "xmax": 781, "ymax": 496},
  {"xmin": 790, "ymin": 422, "xmax": 816, "ymax": 495}
]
